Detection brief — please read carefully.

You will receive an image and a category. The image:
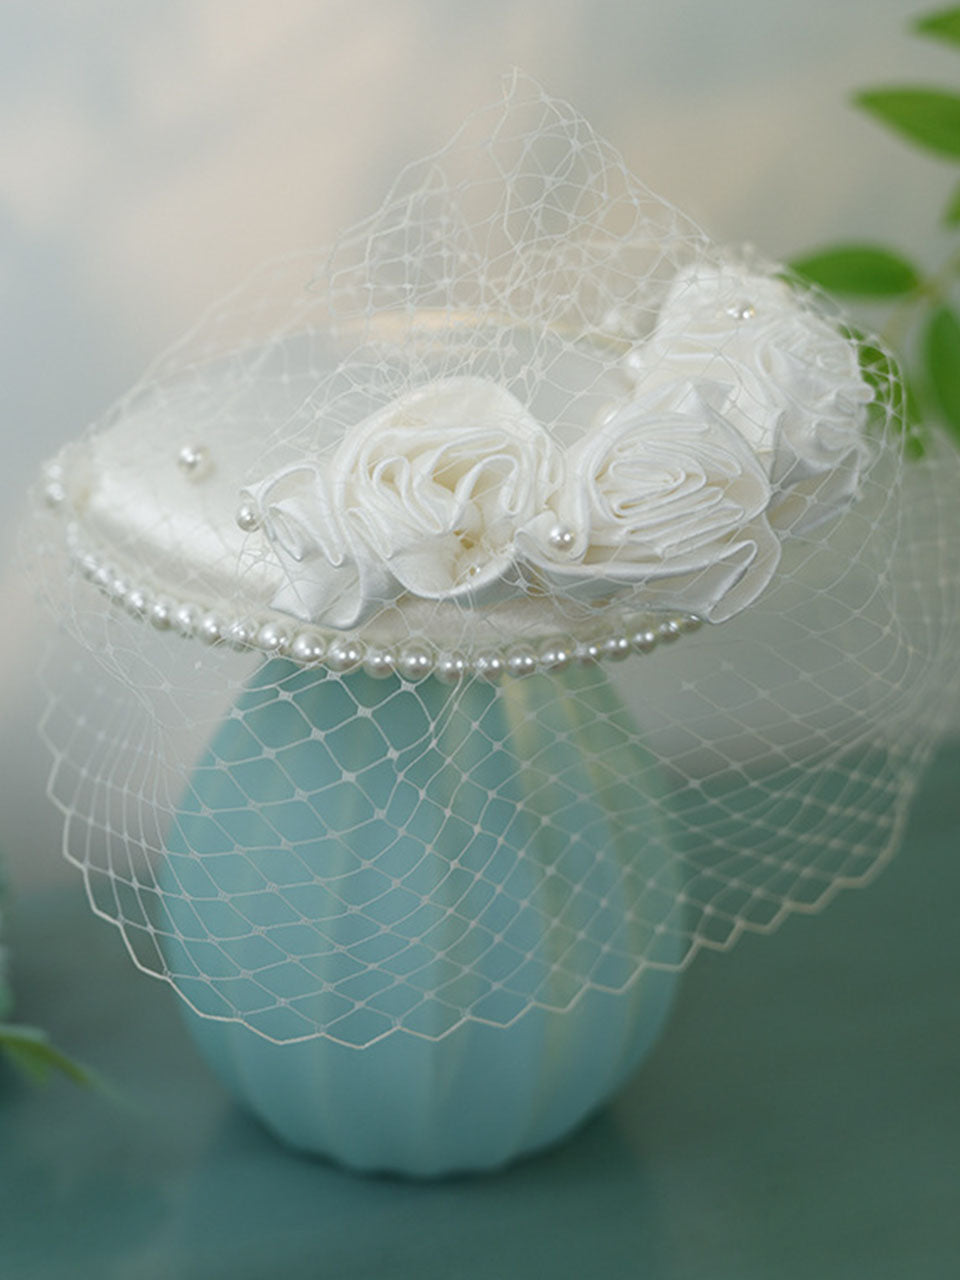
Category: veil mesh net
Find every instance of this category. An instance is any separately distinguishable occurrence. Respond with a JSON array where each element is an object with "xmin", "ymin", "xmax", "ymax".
[{"xmin": 28, "ymin": 76, "xmax": 960, "ymax": 1047}]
